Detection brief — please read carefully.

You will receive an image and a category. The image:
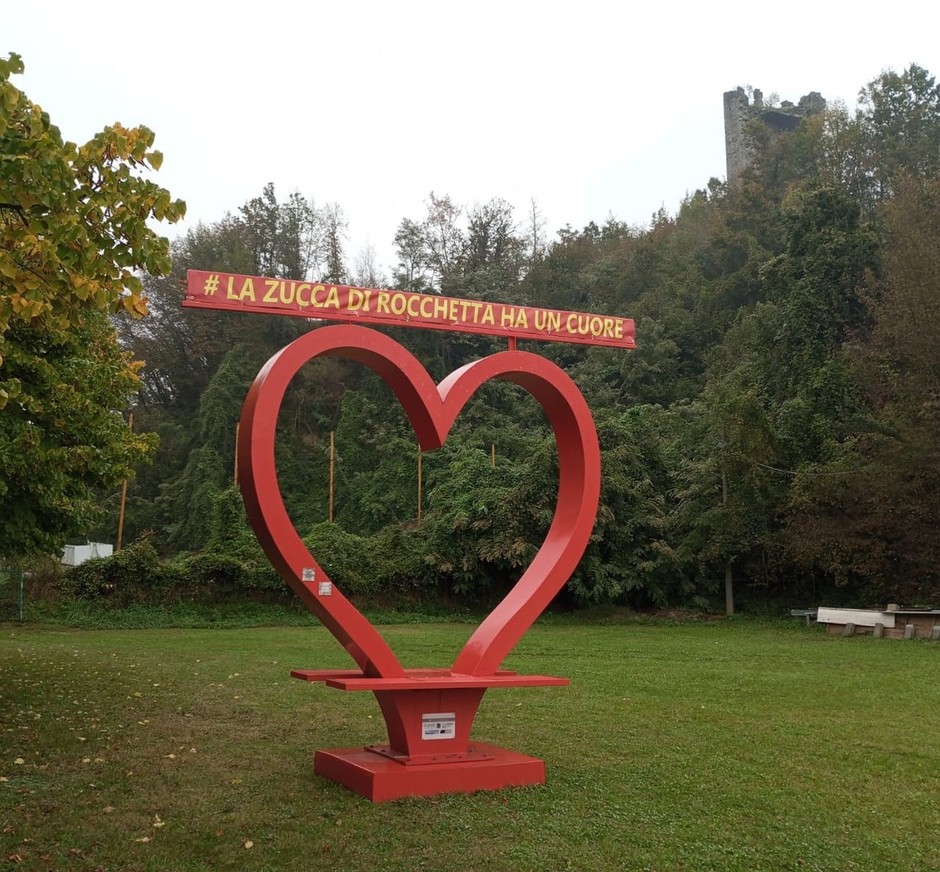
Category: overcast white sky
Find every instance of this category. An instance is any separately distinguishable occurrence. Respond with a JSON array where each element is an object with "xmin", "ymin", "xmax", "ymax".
[{"xmin": 7, "ymin": 1, "xmax": 939, "ymax": 277}]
